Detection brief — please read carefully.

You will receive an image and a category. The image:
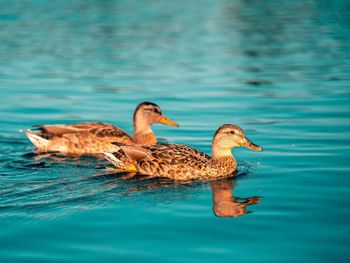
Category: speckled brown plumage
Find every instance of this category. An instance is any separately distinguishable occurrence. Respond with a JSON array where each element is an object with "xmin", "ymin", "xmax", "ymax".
[
  {"xmin": 105, "ymin": 144, "xmax": 237, "ymax": 180},
  {"xmin": 27, "ymin": 122, "xmax": 132, "ymax": 154},
  {"xmin": 24, "ymin": 102, "xmax": 179, "ymax": 154},
  {"xmin": 104, "ymin": 124, "xmax": 263, "ymax": 180}
]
